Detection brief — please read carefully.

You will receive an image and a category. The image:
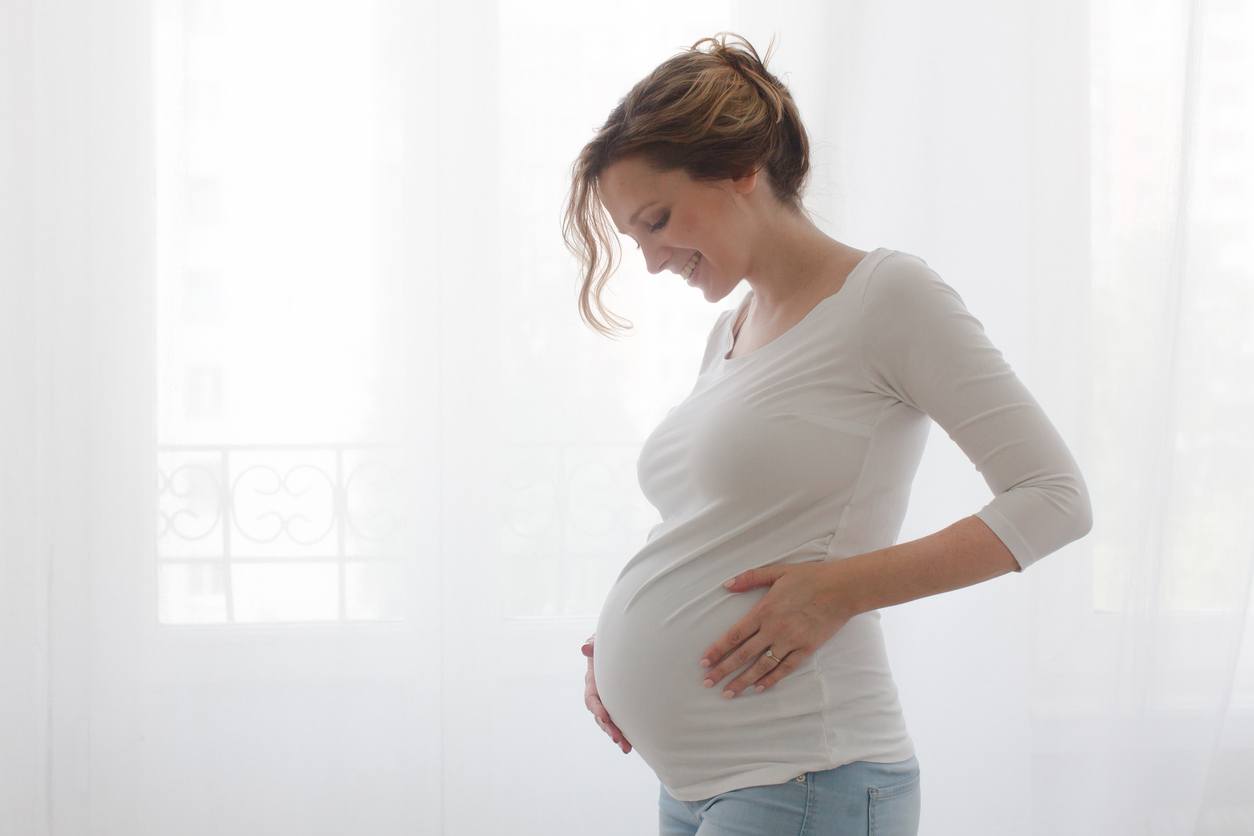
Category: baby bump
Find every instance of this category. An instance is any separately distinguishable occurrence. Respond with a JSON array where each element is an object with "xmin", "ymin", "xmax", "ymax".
[
  {"xmin": 592, "ymin": 572, "xmax": 828, "ymax": 762},
  {"xmin": 592, "ymin": 580, "xmax": 721, "ymax": 744}
]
